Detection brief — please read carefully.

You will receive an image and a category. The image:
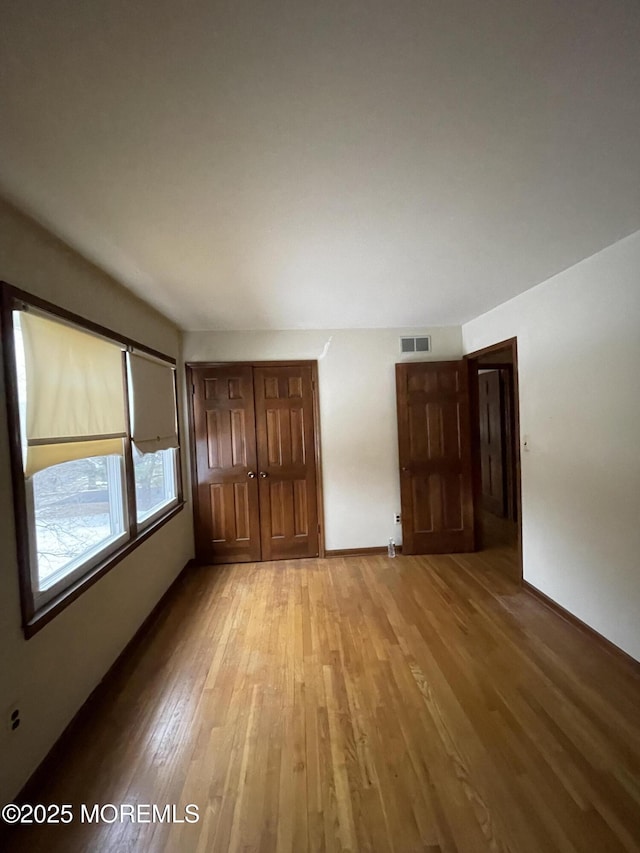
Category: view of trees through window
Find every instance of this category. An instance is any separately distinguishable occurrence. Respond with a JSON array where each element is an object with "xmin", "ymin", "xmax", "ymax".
[
  {"xmin": 34, "ymin": 447, "xmax": 177, "ymax": 585},
  {"xmin": 33, "ymin": 455, "xmax": 125, "ymax": 585},
  {"xmin": 133, "ymin": 446, "xmax": 177, "ymax": 523}
]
